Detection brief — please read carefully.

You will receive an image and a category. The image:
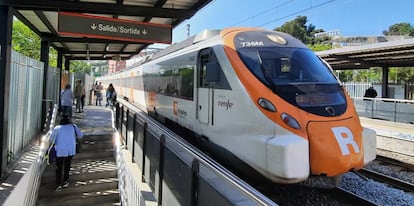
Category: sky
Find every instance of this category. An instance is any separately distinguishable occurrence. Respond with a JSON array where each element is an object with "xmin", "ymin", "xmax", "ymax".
[{"xmin": 160, "ymin": 0, "xmax": 414, "ymax": 46}]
